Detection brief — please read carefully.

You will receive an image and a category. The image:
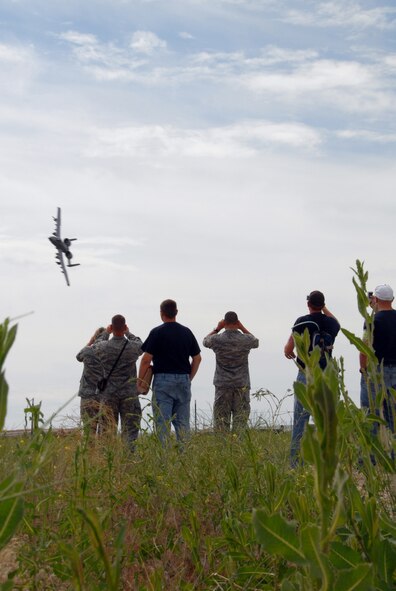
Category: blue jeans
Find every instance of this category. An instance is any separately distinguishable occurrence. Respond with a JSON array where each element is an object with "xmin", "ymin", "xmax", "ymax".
[
  {"xmin": 152, "ymin": 373, "xmax": 191, "ymax": 444},
  {"xmin": 290, "ymin": 370, "xmax": 309, "ymax": 467},
  {"xmin": 360, "ymin": 366, "xmax": 396, "ymax": 434}
]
